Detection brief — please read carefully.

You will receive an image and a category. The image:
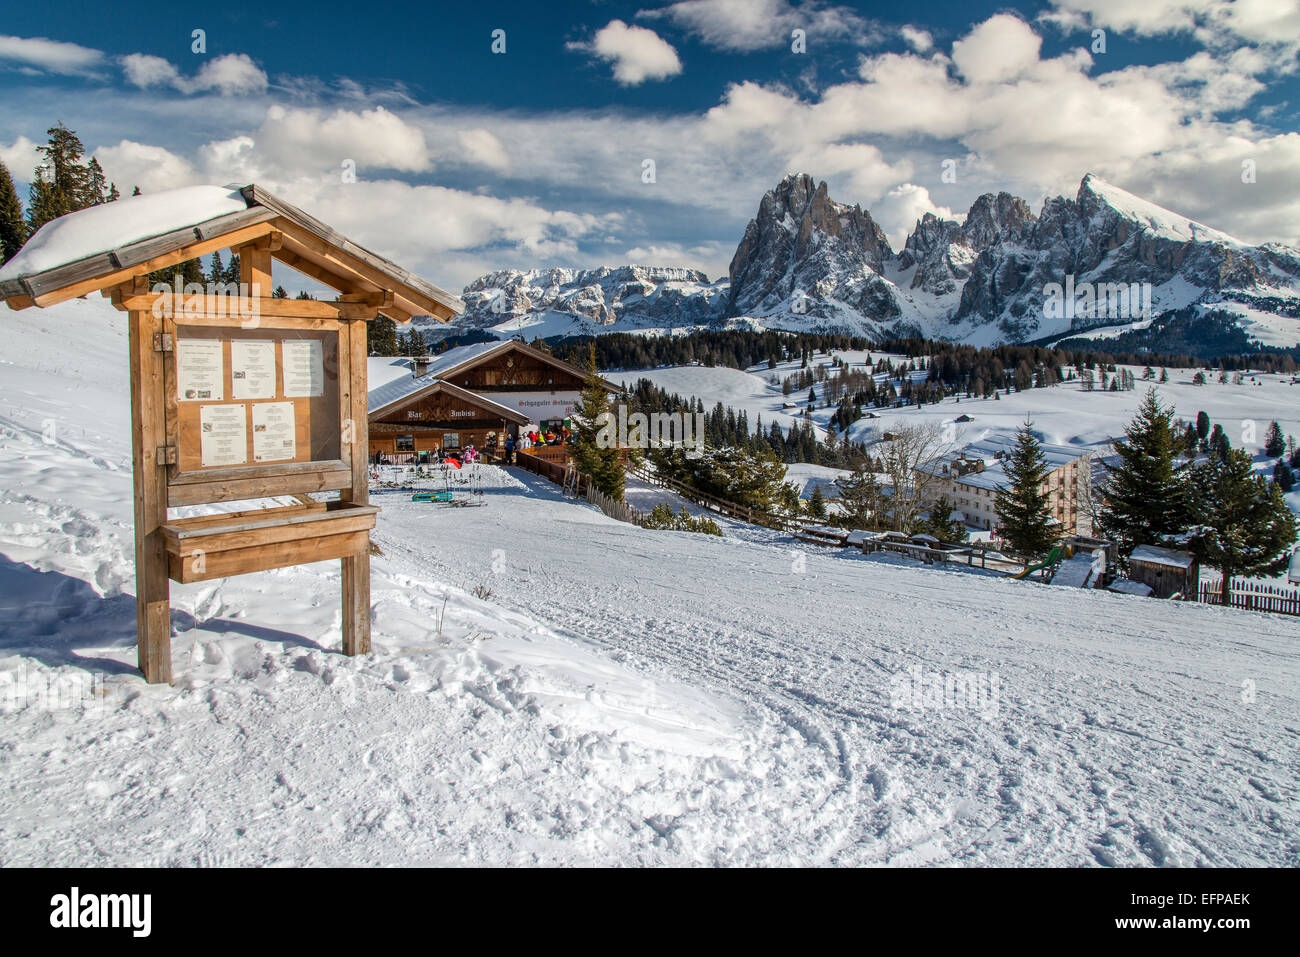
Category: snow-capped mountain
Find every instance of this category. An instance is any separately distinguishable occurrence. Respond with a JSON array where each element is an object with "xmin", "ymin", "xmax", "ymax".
[
  {"xmin": 454, "ymin": 265, "xmax": 727, "ymax": 336},
  {"xmin": 445, "ymin": 173, "xmax": 1300, "ymax": 346}
]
